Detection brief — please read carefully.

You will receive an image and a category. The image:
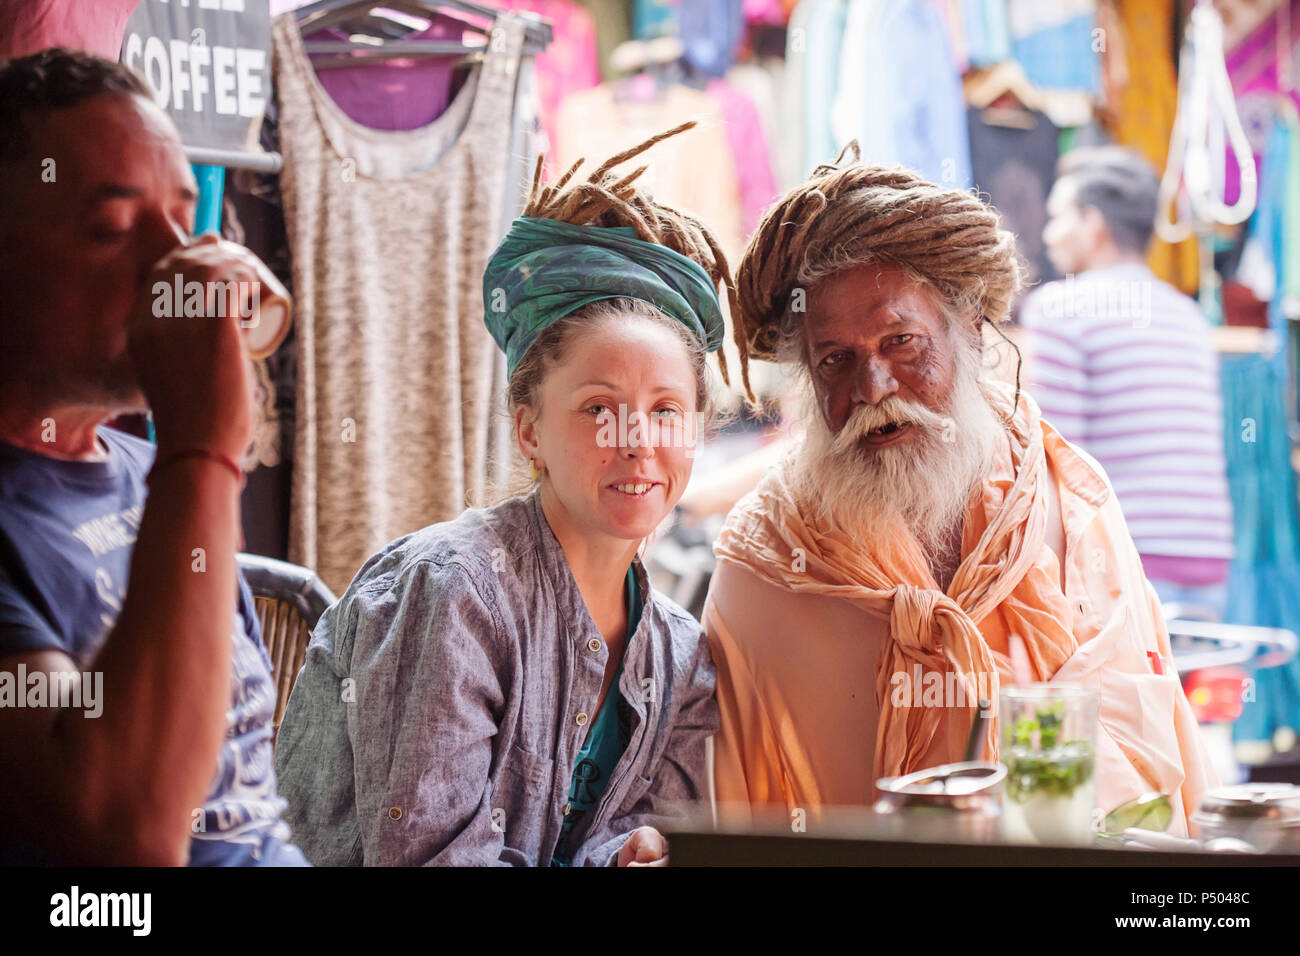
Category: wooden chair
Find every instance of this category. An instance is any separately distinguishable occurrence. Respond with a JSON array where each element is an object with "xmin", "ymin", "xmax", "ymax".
[{"xmin": 237, "ymin": 553, "xmax": 337, "ymax": 747}]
